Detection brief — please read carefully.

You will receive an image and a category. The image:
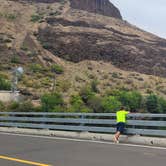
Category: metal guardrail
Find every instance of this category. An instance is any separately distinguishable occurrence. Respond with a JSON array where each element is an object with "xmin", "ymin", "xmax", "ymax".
[{"xmin": 0, "ymin": 112, "xmax": 166, "ymax": 137}]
